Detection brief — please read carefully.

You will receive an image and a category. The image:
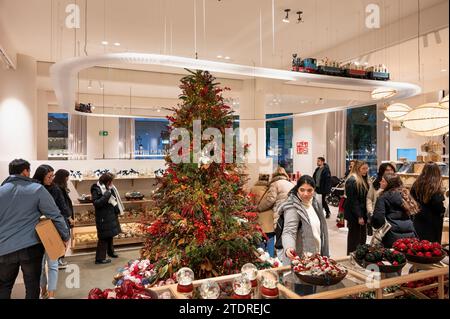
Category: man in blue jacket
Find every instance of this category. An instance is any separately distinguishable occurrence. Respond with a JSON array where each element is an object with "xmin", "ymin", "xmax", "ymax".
[{"xmin": 0, "ymin": 159, "xmax": 70, "ymax": 299}]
